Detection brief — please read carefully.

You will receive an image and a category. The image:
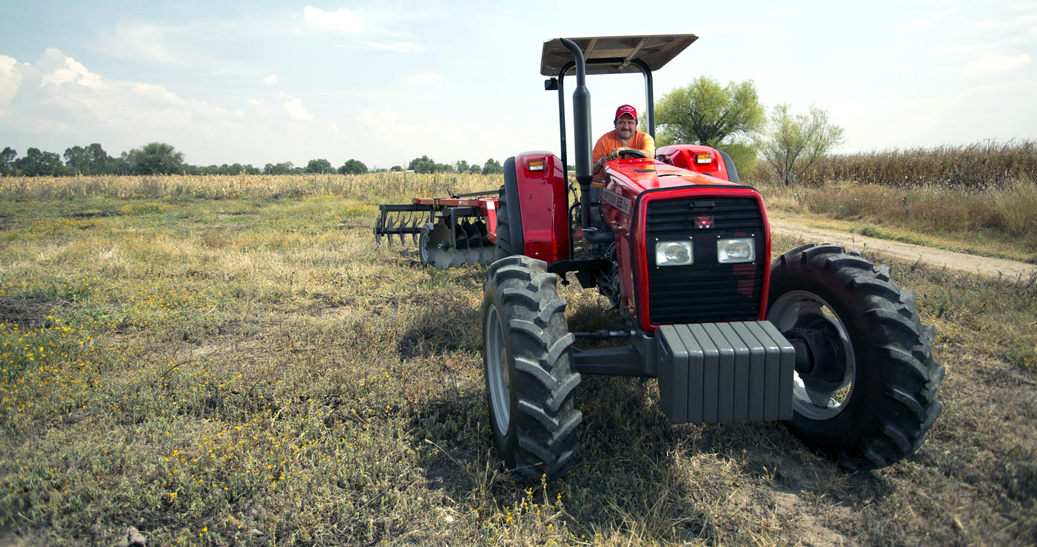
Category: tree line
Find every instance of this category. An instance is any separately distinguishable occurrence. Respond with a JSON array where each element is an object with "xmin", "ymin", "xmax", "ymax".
[{"xmin": 0, "ymin": 142, "xmax": 507, "ymax": 178}]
